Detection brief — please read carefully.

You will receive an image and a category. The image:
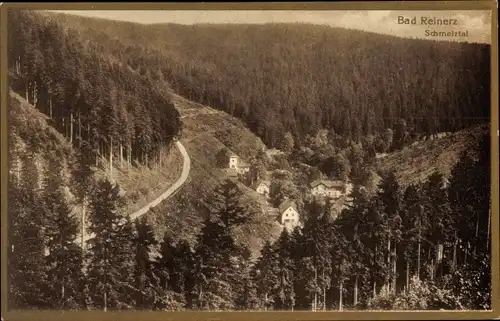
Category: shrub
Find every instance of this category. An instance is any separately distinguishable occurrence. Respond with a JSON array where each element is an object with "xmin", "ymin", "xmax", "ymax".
[{"xmin": 368, "ymin": 277, "xmax": 463, "ymax": 310}]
